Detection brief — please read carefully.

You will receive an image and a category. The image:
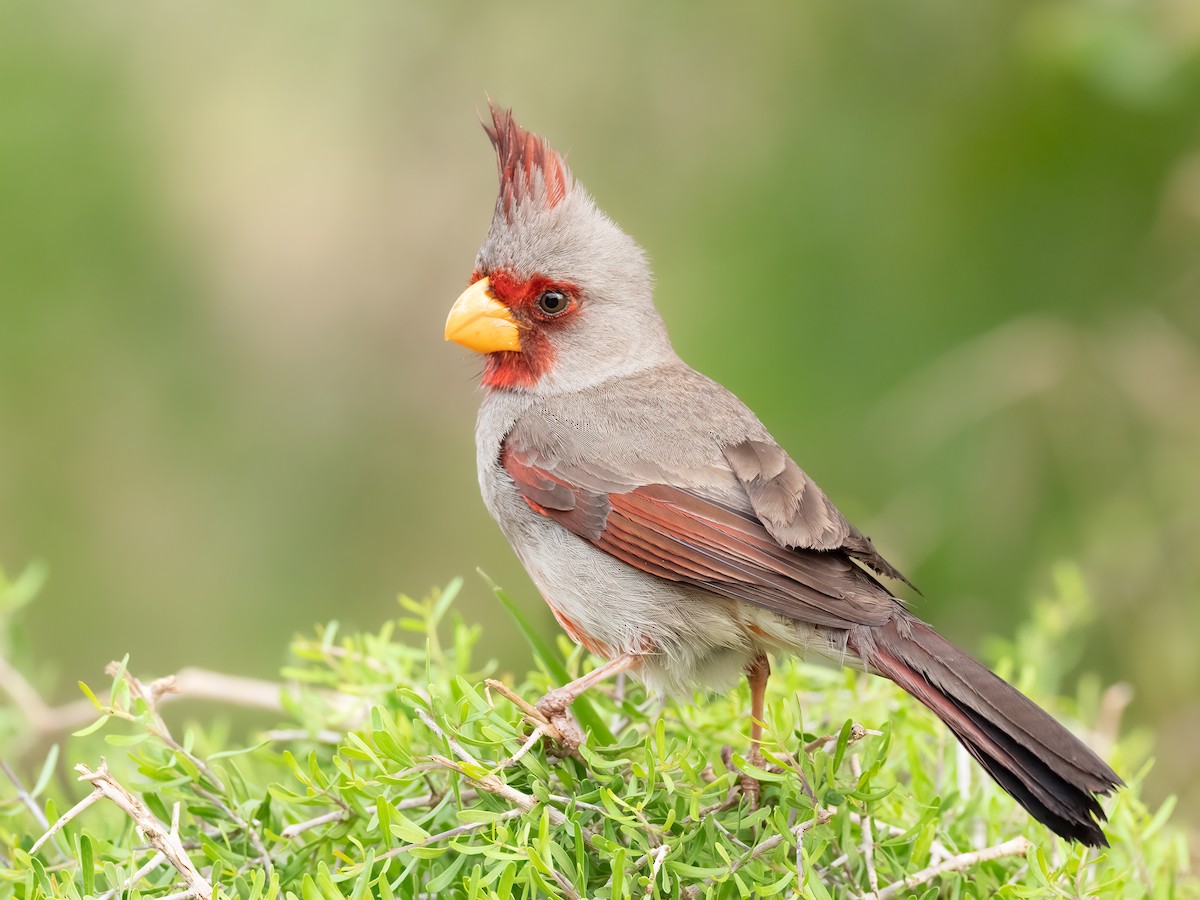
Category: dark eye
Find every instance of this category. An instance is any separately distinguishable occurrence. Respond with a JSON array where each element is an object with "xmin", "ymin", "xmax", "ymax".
[{"xmin": 537, "ymin": 290, "xmax": 569, "ymax": 316}]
